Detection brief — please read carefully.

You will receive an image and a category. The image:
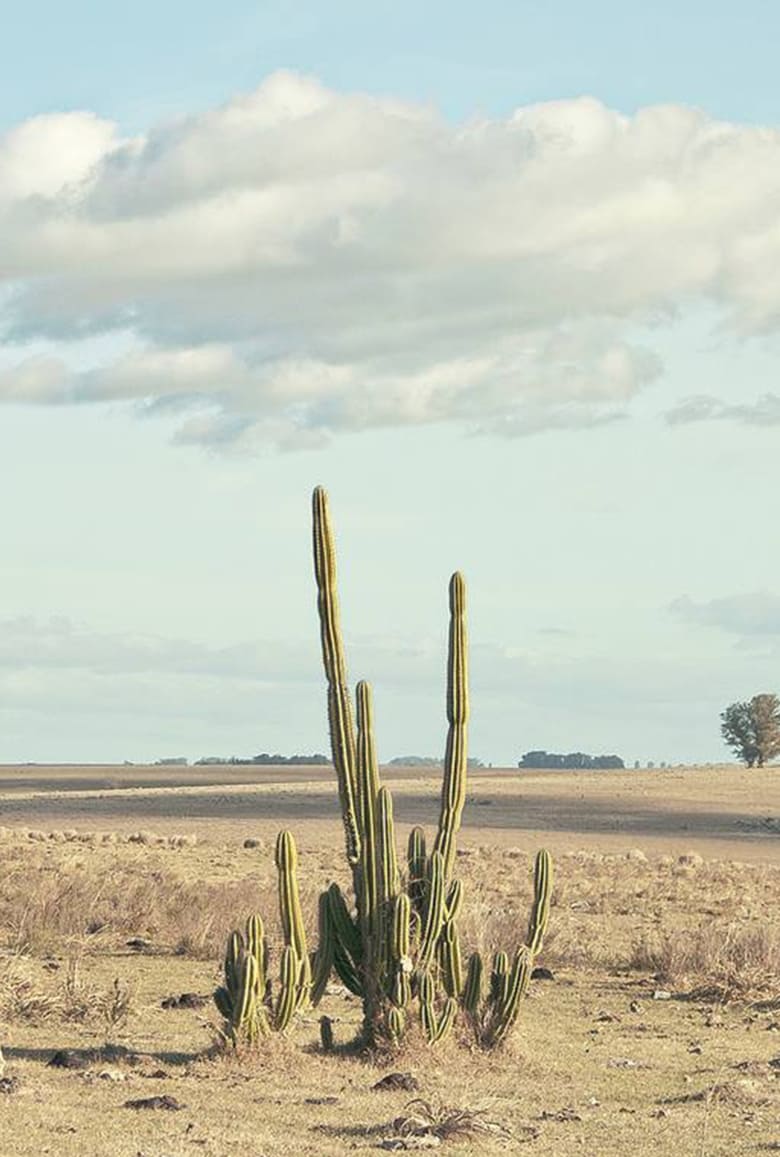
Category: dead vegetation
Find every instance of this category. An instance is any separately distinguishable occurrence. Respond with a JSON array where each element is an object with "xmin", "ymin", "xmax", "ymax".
[{"xmin": 0, "ymin": 764, "xmax": 778, "ymax": 1155}]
